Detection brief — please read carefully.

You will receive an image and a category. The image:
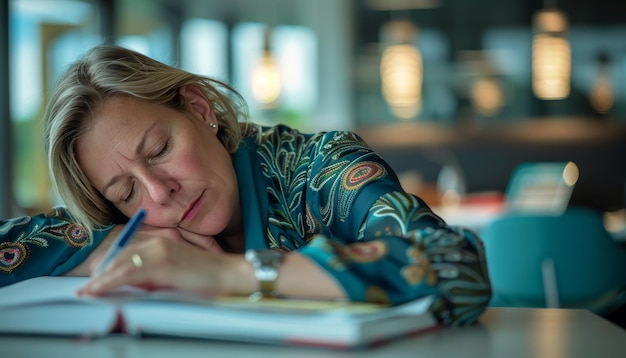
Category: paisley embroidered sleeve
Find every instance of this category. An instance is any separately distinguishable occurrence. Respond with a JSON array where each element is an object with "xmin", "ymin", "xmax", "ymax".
[
  {"xmin": 302, "ymin": 193, "xmax": 491, "ymax": 326},
  {"xmin": 297, "ymin": 130, "xmax": 491, "ymax": 326},
  {"xmin": 0, "ymin": 207, "xmax": 112, "ymax": 287}
]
